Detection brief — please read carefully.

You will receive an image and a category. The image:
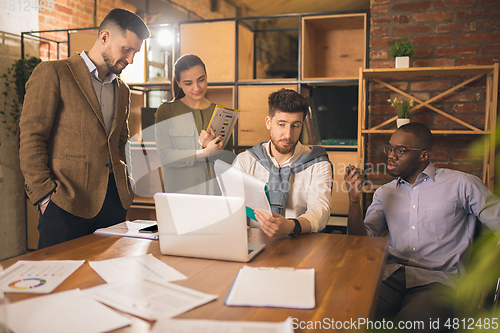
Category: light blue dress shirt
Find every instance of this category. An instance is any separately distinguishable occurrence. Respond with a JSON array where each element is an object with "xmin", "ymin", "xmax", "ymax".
[
  {"xmin": 80, "ymin": 51, "xmax": 116, "ymax": 134},
  {"xmin": 80, "ymin": 51, "xmax": 116, "ymax": 173},
  {"xmin": 365, "ymin": 163, "xmax": 500, "ymax": 288}
]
